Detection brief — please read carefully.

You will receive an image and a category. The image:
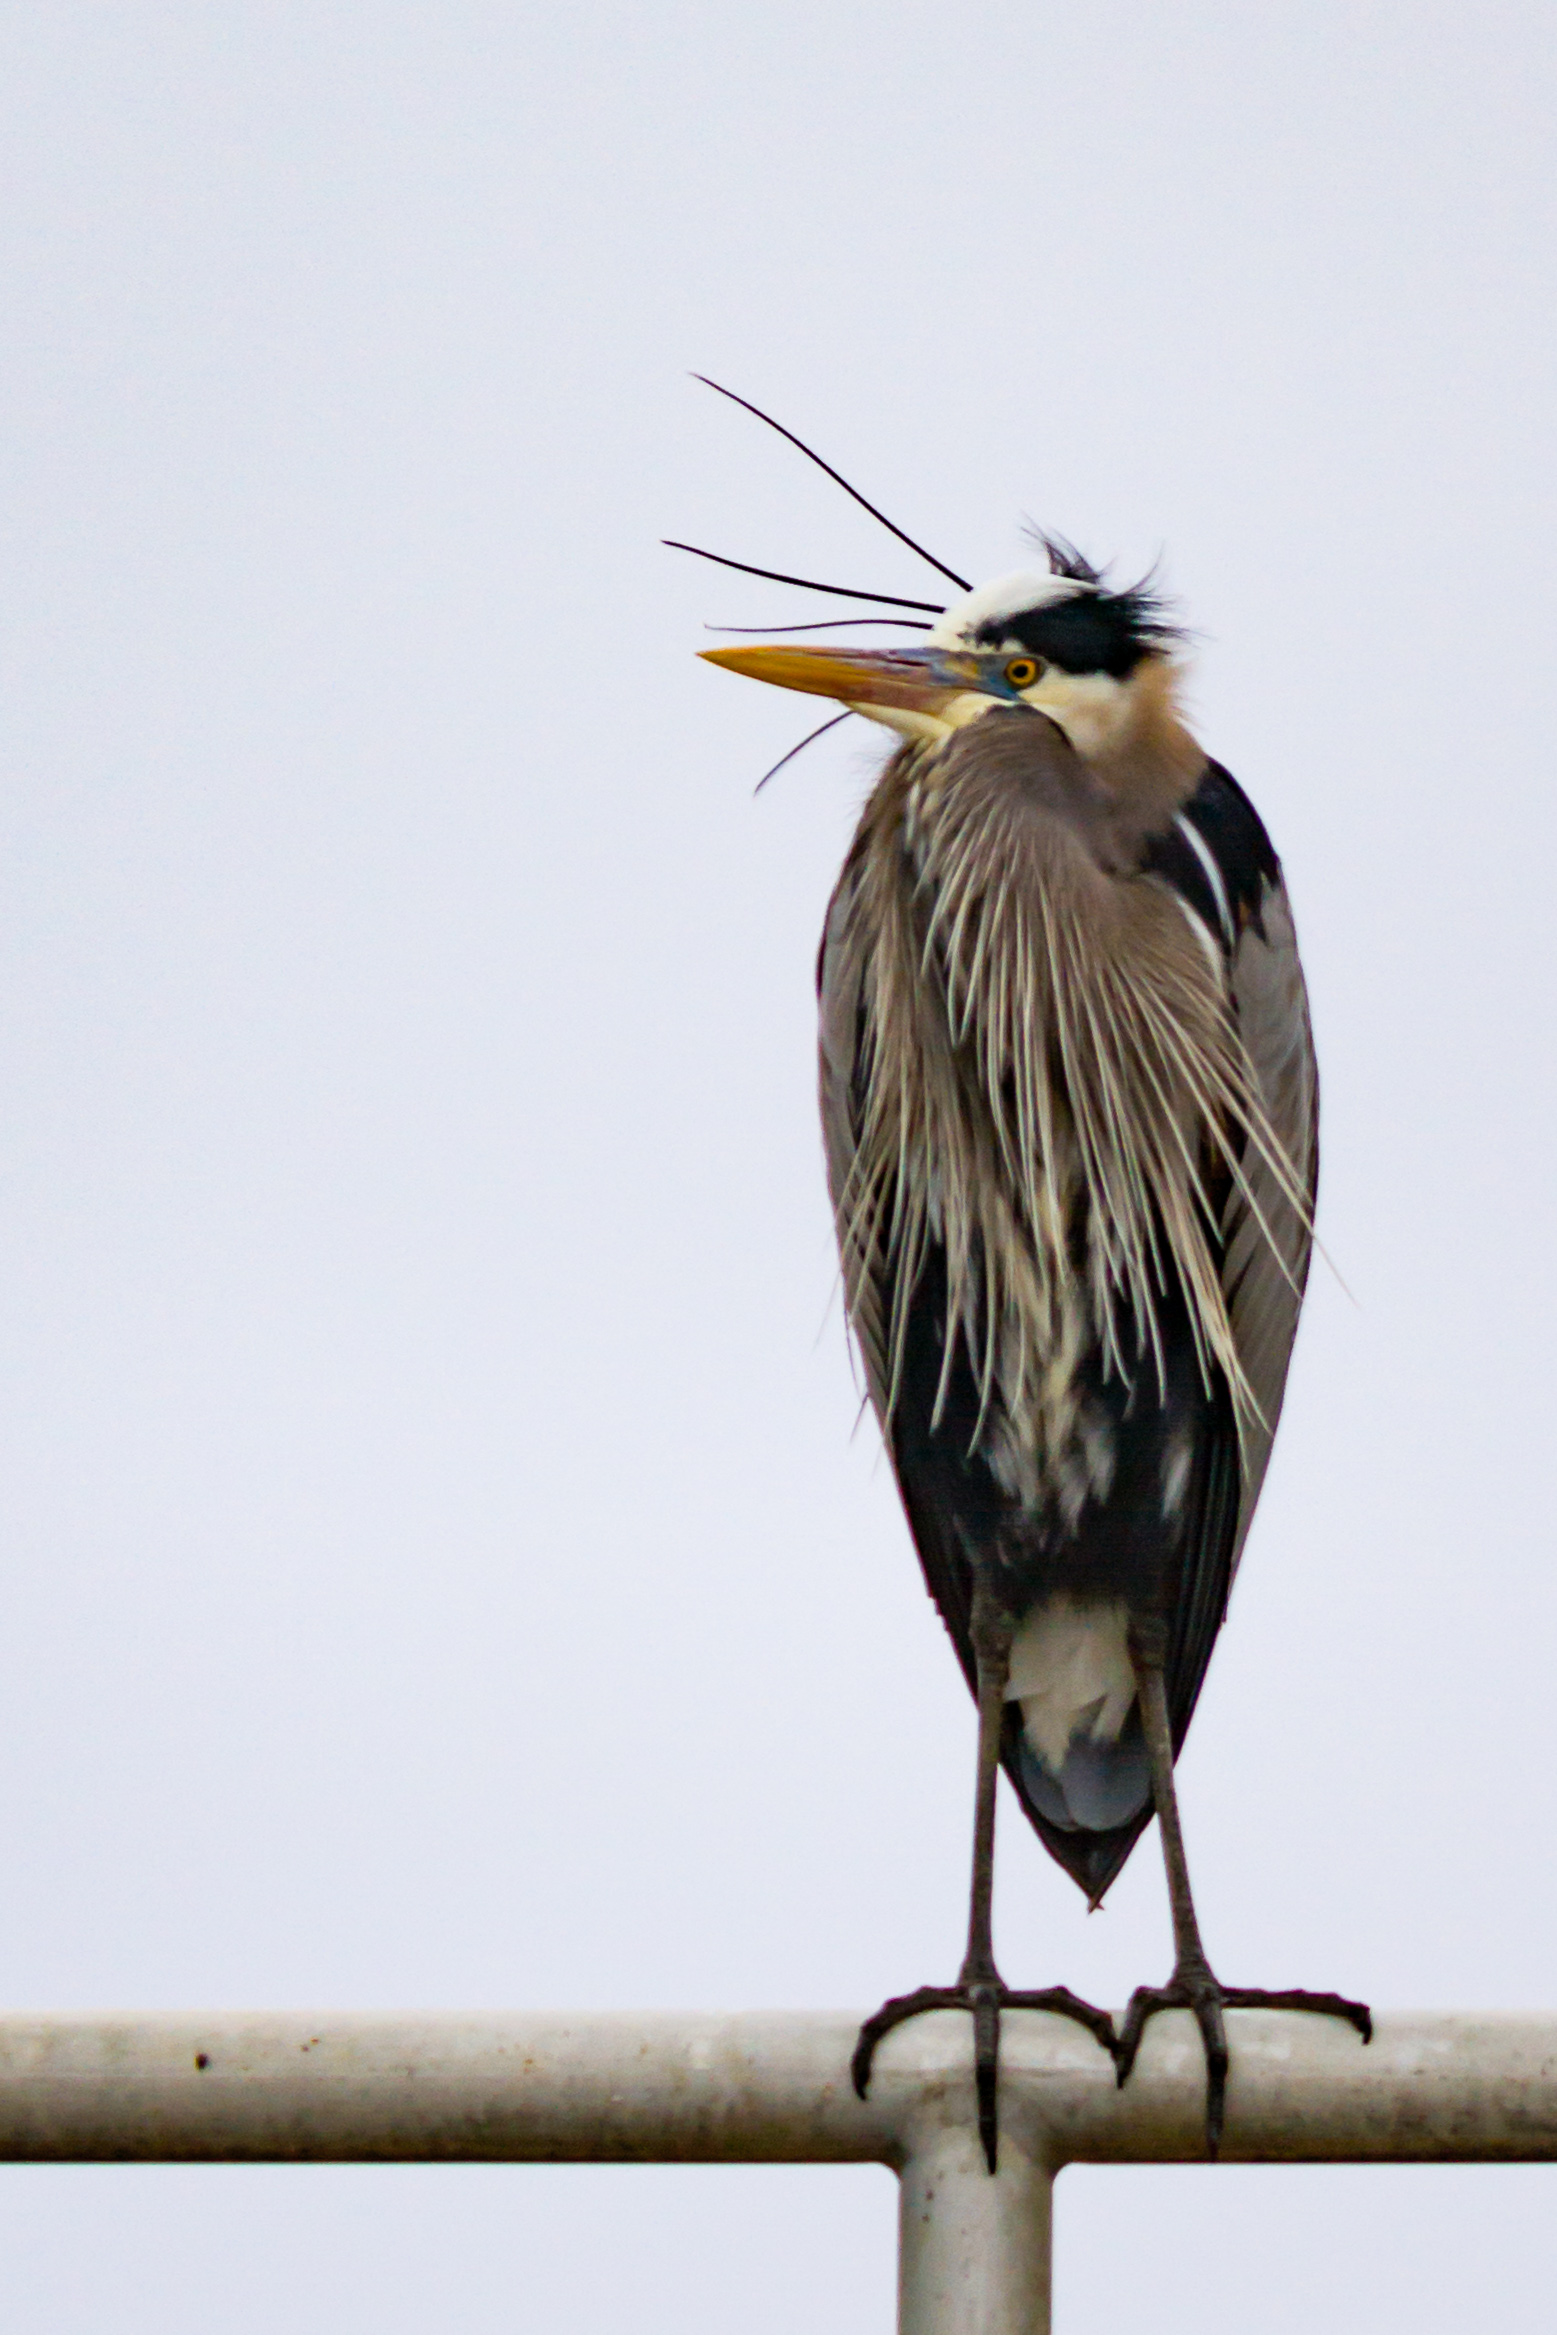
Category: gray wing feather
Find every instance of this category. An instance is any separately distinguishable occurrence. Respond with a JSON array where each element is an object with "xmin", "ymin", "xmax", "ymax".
[
  {"xmin": 825, "ymin": 853, "xmax": 1320, "ymax": 1563},
  {"xmin": 817, "ymin": 864, "xmax": 888, "ymax": 1413},
  {"xmin": 1222, "ymin": 877, "xmax": 1318, "ymax": 1572}
]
